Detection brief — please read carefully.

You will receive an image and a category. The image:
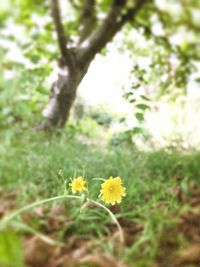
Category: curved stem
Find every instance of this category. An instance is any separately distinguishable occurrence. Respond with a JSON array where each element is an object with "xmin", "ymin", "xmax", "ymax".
[
  {"xmin": 89, "ymin": 199, "xmax": 124, "ymax": 244},
  {"xmin": 1, "ymin": 194, "xmax": 124, "ymax": 248},
  {"xmin": 0, "ymin": 195, "xmax": 82, "ymax": 228},
  {"xmin": 14, "ymin": 221, "xmax": 64, "ymax": 246}
]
